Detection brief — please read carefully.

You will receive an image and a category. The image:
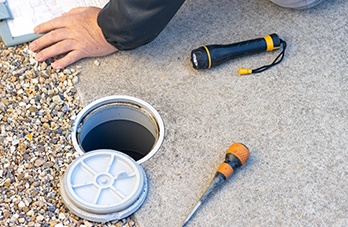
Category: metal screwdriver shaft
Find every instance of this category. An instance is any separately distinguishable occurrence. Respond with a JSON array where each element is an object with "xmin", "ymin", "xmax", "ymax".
[{"xmin": 181, "ymin": 143, "xmax": 250, "ymax": 227}]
